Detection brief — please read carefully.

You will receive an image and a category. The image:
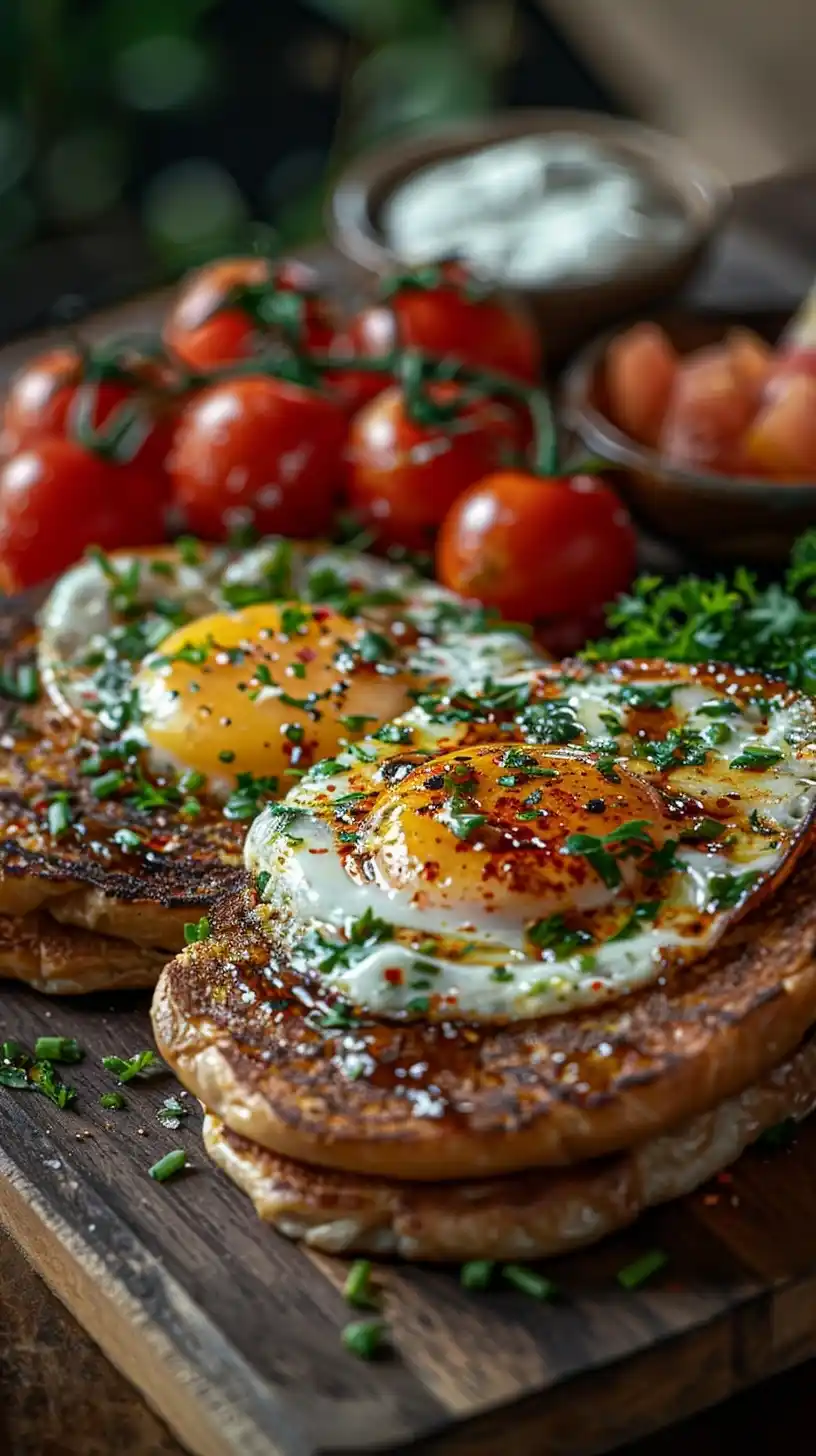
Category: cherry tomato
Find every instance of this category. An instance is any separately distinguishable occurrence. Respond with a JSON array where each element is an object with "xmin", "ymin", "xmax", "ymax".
[
  {"xmin": 436, "ymin": 471, "xmax": 636, "ymax": 621},
  {"xmin": 344, "ymin": 261, "xmax": 542, "ymax": 392},
  {"xmin": 346, "ymin": 382, "xmax": 523, "ymax": 552},
  {"xmin": 3, "ymin": 345, "xmax": 178, "ymax": 476},
  {"xmin": 169, "ymin": 375, "xmax": 346, "ymax": 539},
  {"xmin": 0, "ymin": 439, "xmax": 167, "ymax": 591},
  {"xmin": 163, "ymin": 256, "xmax": 337, "ymax": 373}
]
